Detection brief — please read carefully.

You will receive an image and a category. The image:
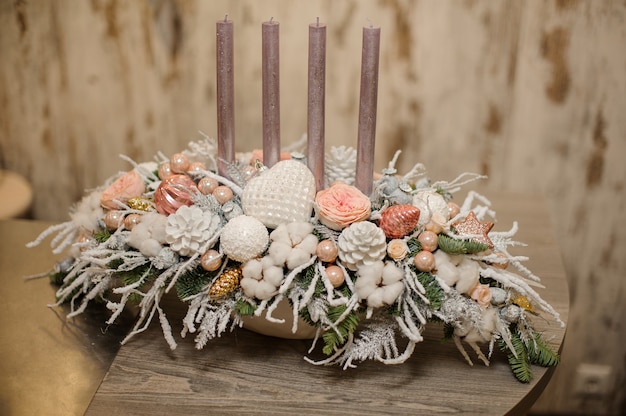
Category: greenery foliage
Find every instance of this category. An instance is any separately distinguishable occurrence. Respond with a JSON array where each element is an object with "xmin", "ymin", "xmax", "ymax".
[{"xmin": 438, "ymin": 234, "xmax": 489, "ymax": 255}]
